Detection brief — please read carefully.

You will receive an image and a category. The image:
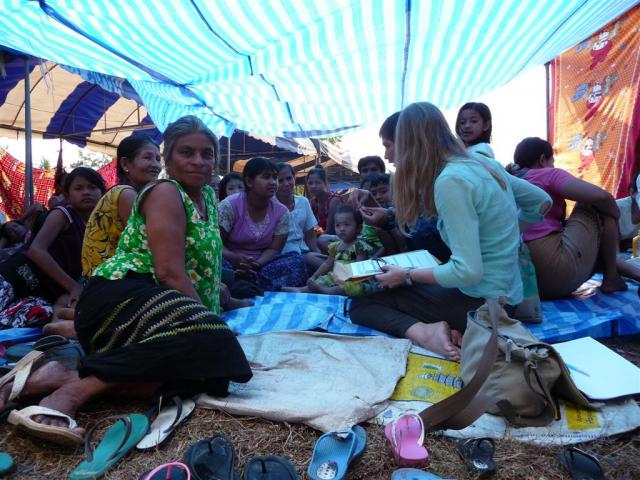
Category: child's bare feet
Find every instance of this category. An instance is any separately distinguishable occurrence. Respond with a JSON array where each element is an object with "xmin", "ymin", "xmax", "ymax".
[
  {"xmin": 307, "ymin": 279, "xmax": 344, "ymax": 295},
  {"xmin": 282, "ymin": 286, "xmax": 309, "ymax": 293}
]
